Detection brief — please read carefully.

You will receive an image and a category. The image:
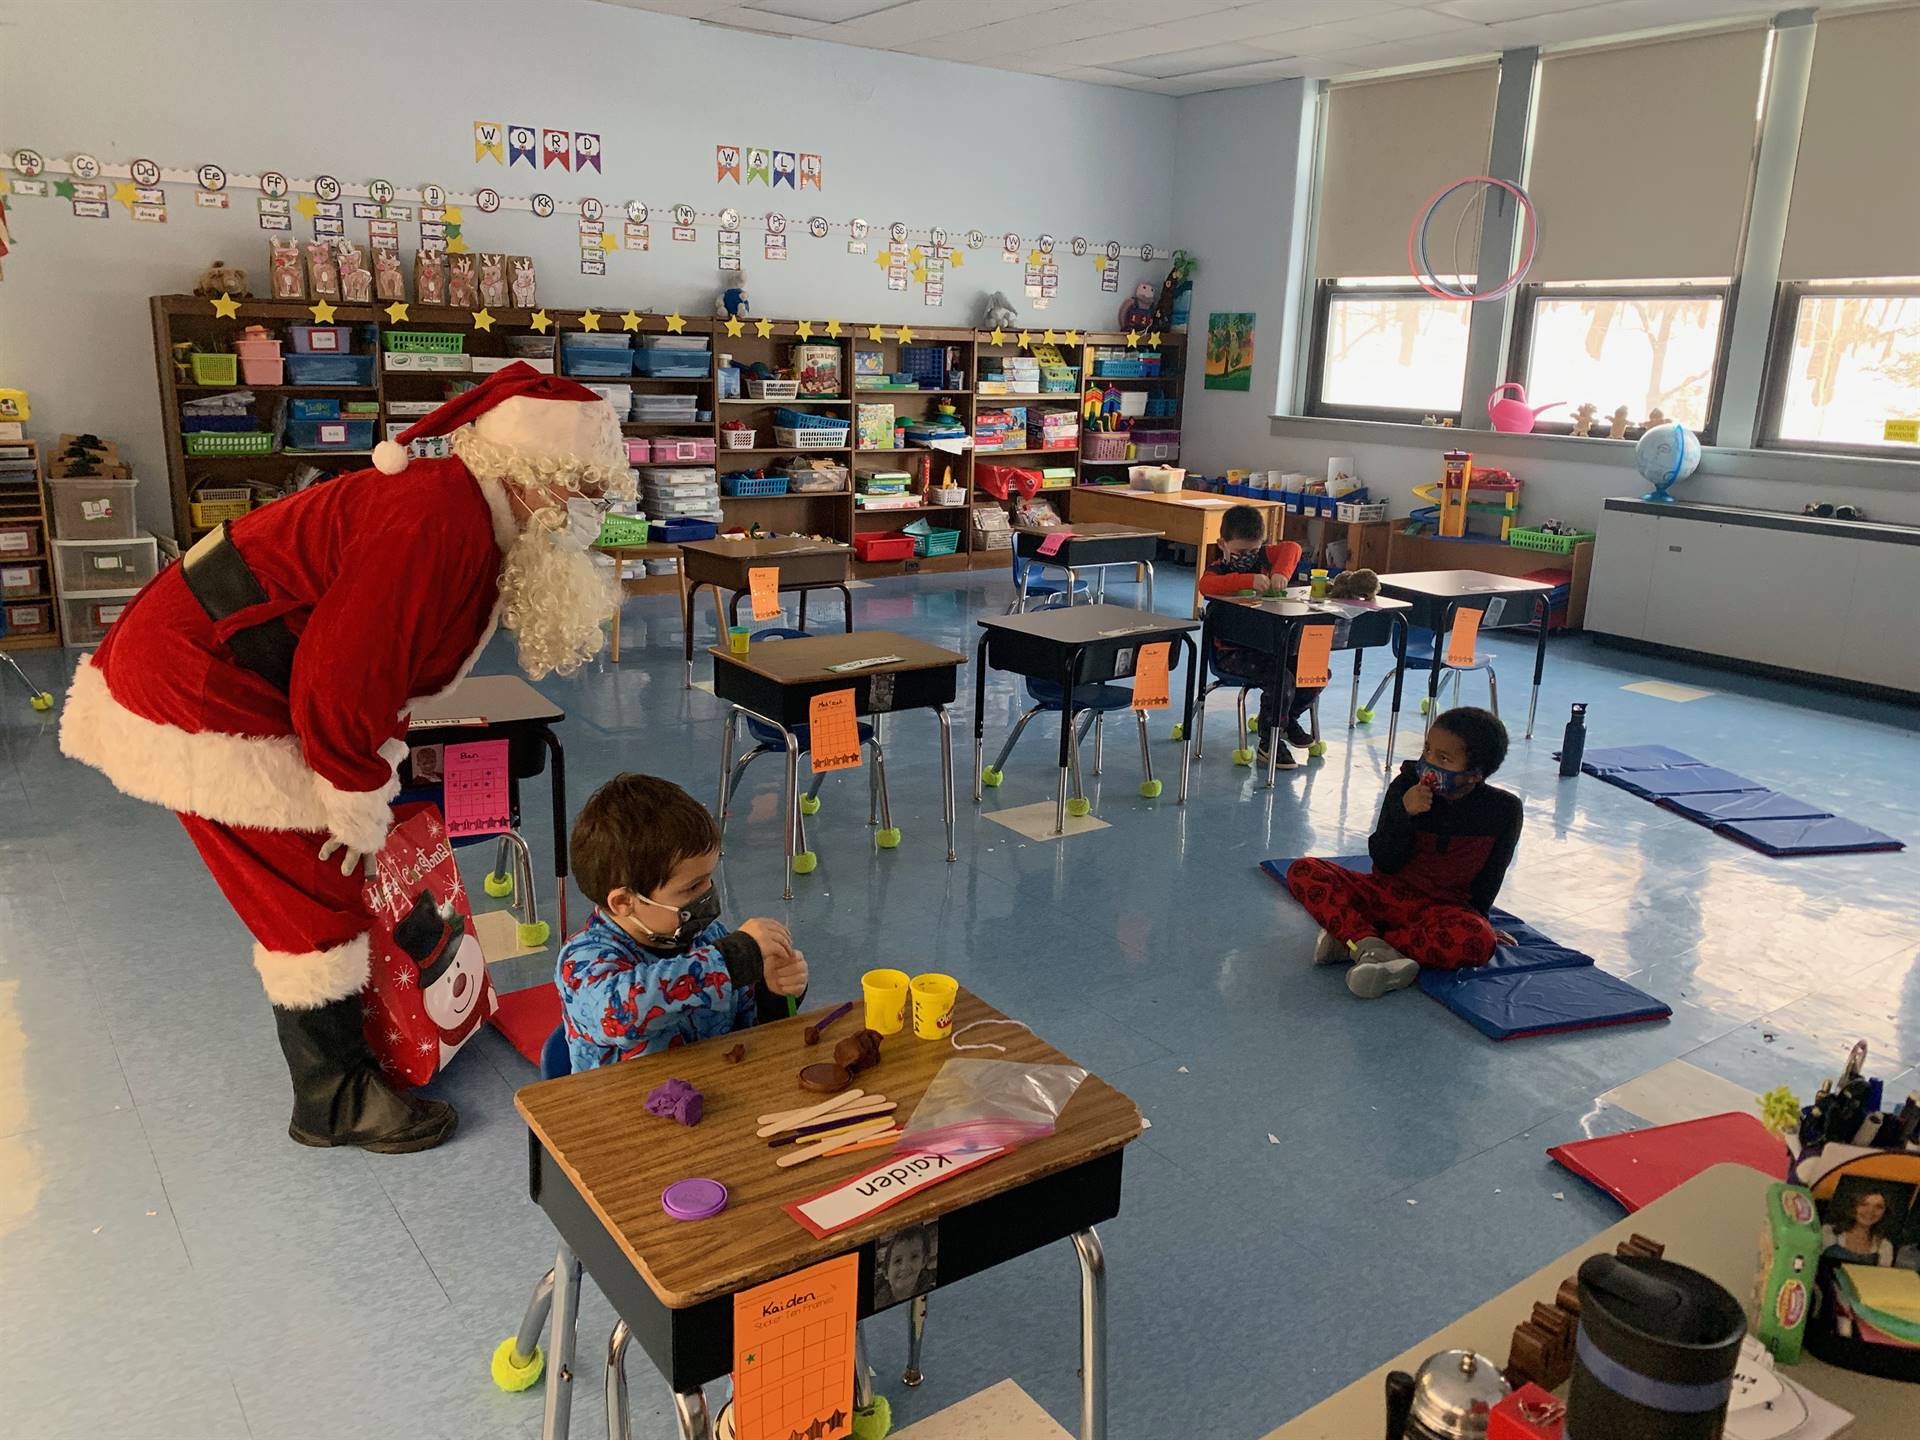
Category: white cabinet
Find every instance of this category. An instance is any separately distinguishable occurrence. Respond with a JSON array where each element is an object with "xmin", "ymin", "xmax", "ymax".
[
  {"xmin": 1837, "ymin": 541, "xmax": 1920, "ymax": 690},
  {"xmin": 1586, "ymin": 506, "xmax": 1657, "ymax": 639}
]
